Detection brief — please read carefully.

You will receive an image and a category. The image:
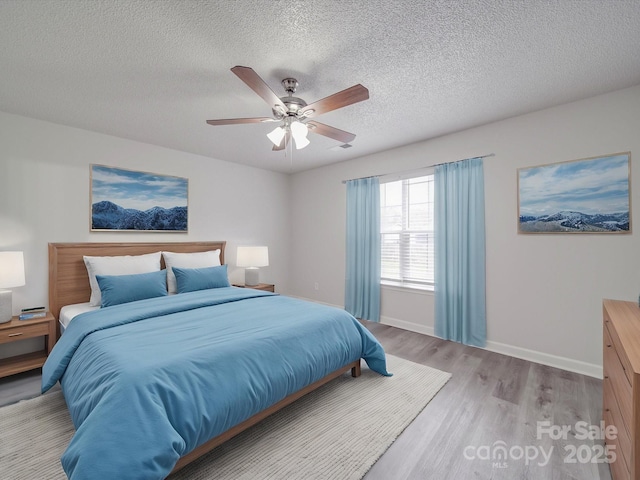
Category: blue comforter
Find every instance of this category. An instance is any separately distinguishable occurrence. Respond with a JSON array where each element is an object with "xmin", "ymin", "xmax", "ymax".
[{"xmin": 42, "ymin": 287, "xmax": 390, "ymax": 479}]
